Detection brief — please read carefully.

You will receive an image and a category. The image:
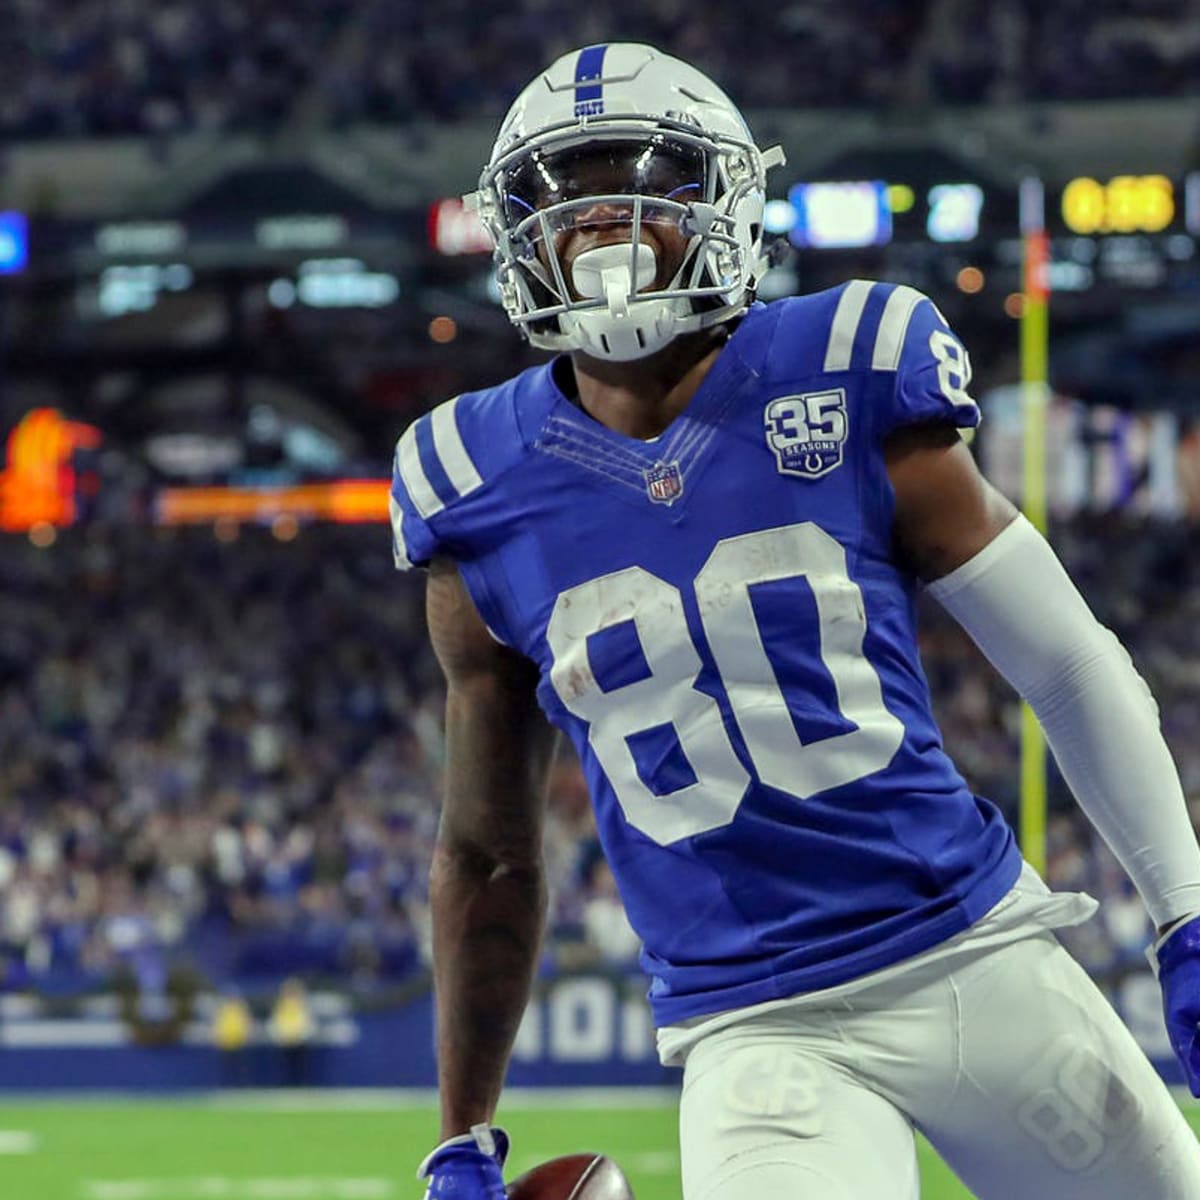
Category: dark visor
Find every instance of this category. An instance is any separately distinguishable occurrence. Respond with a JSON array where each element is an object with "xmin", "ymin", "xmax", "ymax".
[{"xmin": 501, "ymin": 136, "xmax": 707, "ymax": 224}]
